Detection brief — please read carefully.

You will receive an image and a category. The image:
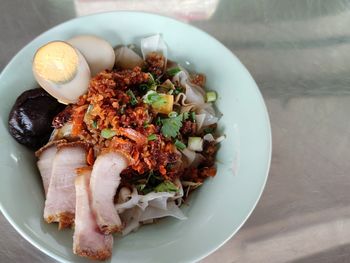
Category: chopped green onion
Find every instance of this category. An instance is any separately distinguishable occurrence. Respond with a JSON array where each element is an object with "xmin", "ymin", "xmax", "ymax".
[
  {"xmin": 190, "ymin": 111, "xmax": 196, "ymax": 122},
  {"xmin": 126, "ymin": 89, "xmax": 138, "ymax": 106},
  {"xmin": 86, "ymin": 104, "xmax": 93, "ymax": 113},
  {"xmin": 154, "ymin": 181, "xmax": 179, "ymax": 193},
  {"xmin": 203, "ymin": 127, "xmax": 215, "ymax": 134},
  {"xmin": 174, "ymin": 139, "xmax": 186, "ymax": 150},
  {"xmin": 136, "ymin": 184, "xmax": 146, "ymax": 191},
  {"xmin": 183, "ymin": 112, "xmax": 189, "ymax": 120},
  {"xmin": 146, "ymin": 170, "xmax": 154, "ymax": 183},
  {"xmin": 101, "ymin": 128, "xmax": 117, "ymax": 139},
  {"xmin": 143, "ymin": 91, "xmax": 167, "ymax": 108},
  {"xmin": 161, "ymin": 79, "xmax": 175, "ymax": 90},
  {"xmin": 149, "ymin": 73, "xmax": 156, "ymax": 82},
  {"xmin": 148, "ymin": 73, "xmax": 159, "ymax": 90},
  {"xmin": 138, "ymin": 74, "xmax": 159, "ymax": 92},
  {"xmin": 206, "ymin": 91, "xmax": 217, "ymax": 102},
  {"xmin": 173, "ymin": 87, "xmax": 182, "ymax": 95},
  {"xmin": 139, "ymin": 84, "xmax": 149, "ymax": 92},
  {"xmin": 84, "ymin": 104, "xmax": 94, "ymax": 126},
  {"xmin": 147, "ymin": 134, "xmax": 157, "ymax": 141},
  {"xmin": 188, "ymin": 137, "xmax": 203, "ymax": 151},
  {"xmin": 156, "ymin": 116, "xmax": 162, "ymax": 126},
  {"xmin": 168, "ymin": 111, "xmax": 178, "ymax": 118},
  {"xmin": 143, "ymin": 122, "xmax": 149, "ymax": 128},
  {"xmin": 92, "ymin": 120, "xmax": 98, "ymax": 129},
  {"xmin": 166, "ymin": 67, "xmax": 181, "ymax": 76}
]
